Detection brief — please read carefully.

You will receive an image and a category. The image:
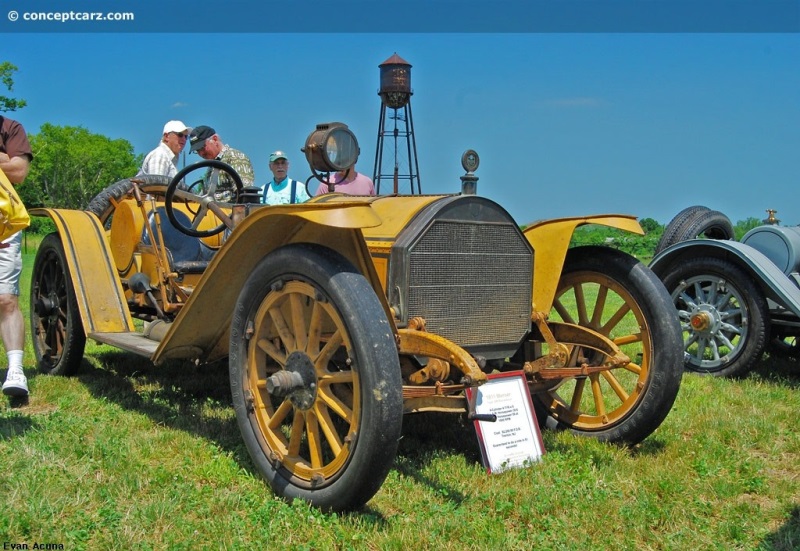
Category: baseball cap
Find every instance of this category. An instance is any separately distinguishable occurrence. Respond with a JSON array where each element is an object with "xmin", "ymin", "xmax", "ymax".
[
  {"xmin": 269, "ymin": 151, "xmax": 288, "ymax": 163},
  {"xmin": 189, "ymin": 125, "xmax": 216, "ymax": 152},
  {"xmin": 163, "ymin": 120, "xmax": 190, "ymax": 134}
]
